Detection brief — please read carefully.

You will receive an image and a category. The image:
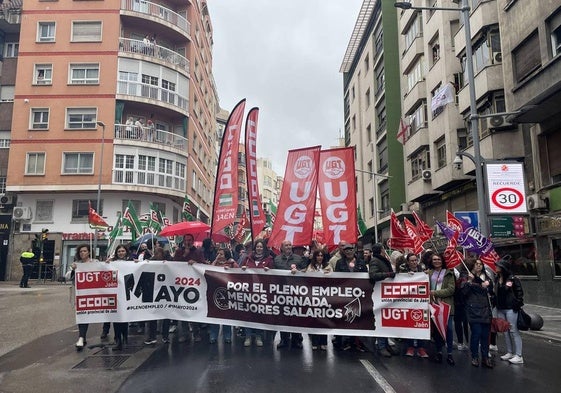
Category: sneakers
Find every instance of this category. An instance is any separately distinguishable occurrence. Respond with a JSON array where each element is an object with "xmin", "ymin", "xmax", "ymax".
[
  {"xmin": 100, "ymin": 333, "xmax": 109, "ymax": 340},
  {"xmin": 405, "ymin": 347, "xmax": 415, "ymax": 357},
  {"xmin": 312, "ymin": 346, "xmax": 318, "ymax": 350},
  {"xmin": 500, "ymin": 352, "xmax": 514, "ymax": 361},
  {"xmin": 320, "ymin": 345, "xmax": 328, "ymax": 351},
  {"xmin": 489, "ymin": 344, "xmax": 498, "ymax": 352},
  {"xmin": 244, "ymin": 337, "xmax": 252, "ymax": 347},
  {"xmin": 144, "ymin": 339, "xmax": 157, "ymax": 345},
  {"xmin": 168, "ymin": 325, "xmax": 177, "ymax": 333},
  {"xmin": 417, "ymin": 348, "xmax": 429, "ymax": 358},
  {"xmin": 209, "ymin": 338, "xmax": 217, "ymax": 344},
  {"xmin": 457, "ymin": 343, "xmax": 468, "ymax": 351},
  {"xmin": 509, "ymin": 355, "xmax": 524, "ymax": 364},
  {"xmin": 75, "ymin": 337, "xmax": 85, "ymax": 350},
  {"xmin": 255, "ymin": 336, "xmax": 263, "ymax": 347}
]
